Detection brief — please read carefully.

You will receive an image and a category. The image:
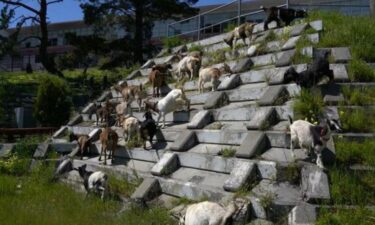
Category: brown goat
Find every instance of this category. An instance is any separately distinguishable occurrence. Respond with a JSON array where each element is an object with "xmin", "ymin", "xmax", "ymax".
[
  {"xmin": 149, "ymin": 69, "xmax": 164, "ymax": 97},
  {"xmin": 99, "ymin": 127, "xmax": 118, "ymax": 165},
  {"xmin": 69, "ymin": 134, "xmax": 91, "ymax": 160},
  {"xmin": 95, "ymin": 100, "xmax": 114, "ymax": 126}
]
